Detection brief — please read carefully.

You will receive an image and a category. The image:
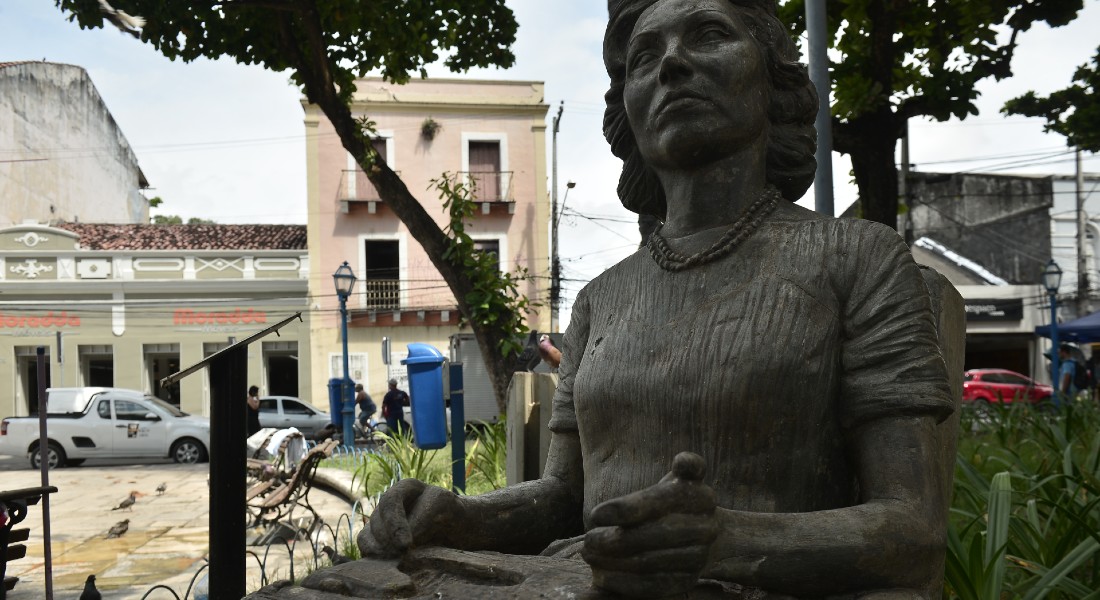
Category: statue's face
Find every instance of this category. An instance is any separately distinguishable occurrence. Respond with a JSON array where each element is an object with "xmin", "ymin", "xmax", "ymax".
[{"xmin": 623, "ymin": 0, "xmax": 769, "ymax": 170}]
